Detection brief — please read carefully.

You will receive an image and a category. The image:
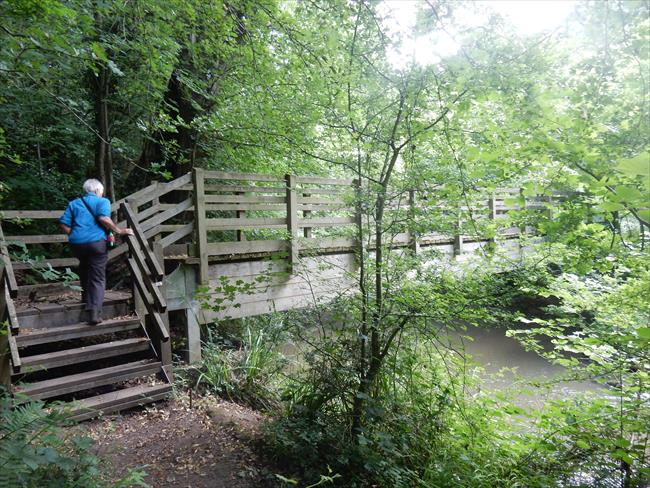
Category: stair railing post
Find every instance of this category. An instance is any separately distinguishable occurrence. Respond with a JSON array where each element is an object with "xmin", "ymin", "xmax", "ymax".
[
  {"xmin": 285, "ymin": 174, "xmax": 299, "ymax": 266},
  {"xmin": 192, "ymin": 168, "xmax": 209, "ymax": 284},
  {"xmin": 153, "ymin": 241, "xmax": 173, "ymax": 380},
  {"xmin": 408, "ymin": 189, "xmax": 419, "ymax": 255}
]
